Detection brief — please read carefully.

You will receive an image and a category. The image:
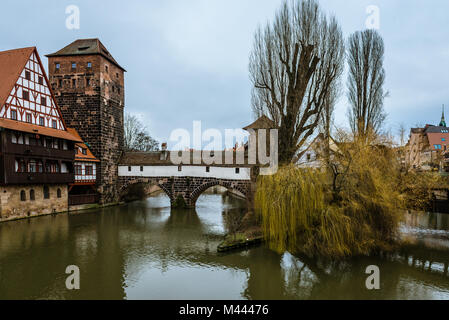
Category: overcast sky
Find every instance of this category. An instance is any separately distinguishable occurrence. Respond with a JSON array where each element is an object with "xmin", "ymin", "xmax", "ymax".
[{"xmin": 1, "ymin": 0, "xmax": 448, "ymax": 145}]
